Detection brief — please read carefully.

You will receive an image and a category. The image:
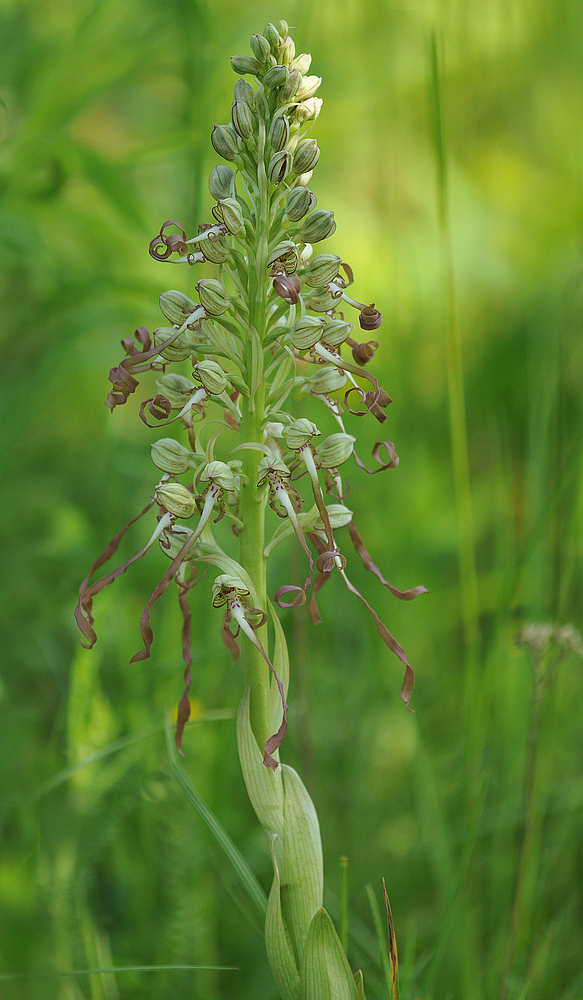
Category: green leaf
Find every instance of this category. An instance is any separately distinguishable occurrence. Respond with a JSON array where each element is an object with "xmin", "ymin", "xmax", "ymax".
[
  {"xmin": 237, "ymin": 684, "xmax": 284, "ymax": 839},
  {"xmin": 280, "ymin": 764, "xmax": 324, "ymax": 961},
  {"xmin": 354, "ymin": 969, "xmax": 367, "ymax": 1000},
  {"xmin": 164, "ymin": 714, "xmax": 267, "ymax": 925},
  {"xmin": 265, "ymin": 835, "xmax": 301, "ymax": 1000},
  {"xmin": 299, "ymin": 908, "xmax": 359, "ymax": 1000}
]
